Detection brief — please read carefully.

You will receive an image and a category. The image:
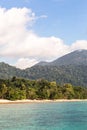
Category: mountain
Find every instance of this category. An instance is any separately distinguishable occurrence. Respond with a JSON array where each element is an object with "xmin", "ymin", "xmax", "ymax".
[
  {"xmin": 25, "ymin": 64, "xmax": 87, "ymax": 87},
  {"xmin": 35, "ymin": 49, "xmax": 87, "ymax": 66},
  {"xmin": 50, "ymin": 49, "xmax": 87, "ymax": 66},
  {"xmin": 0, "ymin": 62, "xmax": 23, "ymax": 79},
  {"xmin": 24, "ymin": 50, "xmax": 87, "ymax": 87},
  {"xmin": 35, "ymin": 61, "xmax": 49, "ymax": 66},
  {"xmin": 0, "ymin": 50, "xmax": 87, "ymax": 87}
]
